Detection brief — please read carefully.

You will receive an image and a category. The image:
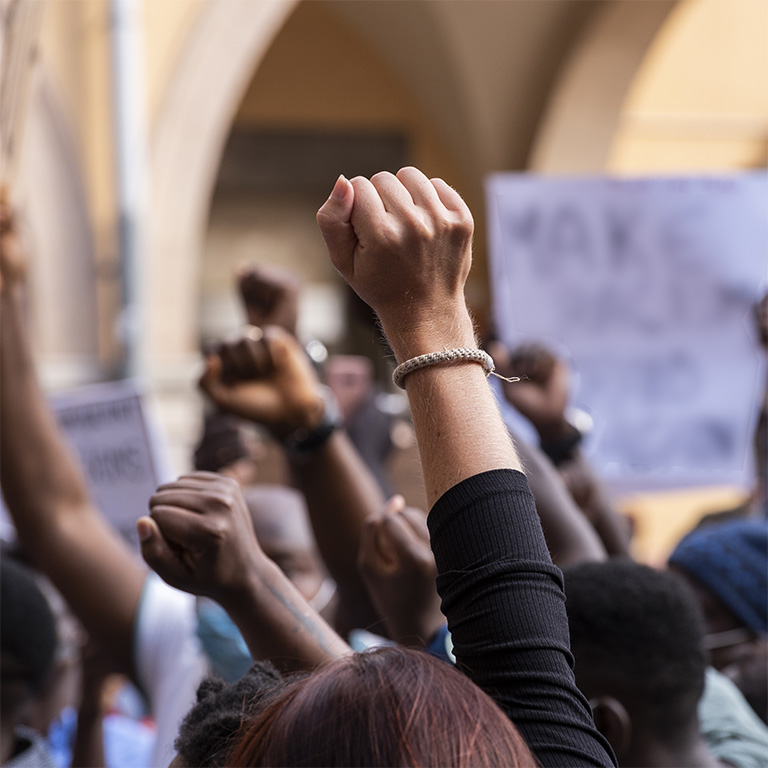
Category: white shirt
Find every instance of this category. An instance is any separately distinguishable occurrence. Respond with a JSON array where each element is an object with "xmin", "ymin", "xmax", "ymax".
[{"xmin": 133, "ymin": 574, "xmax": 210, "ymax": 767}]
